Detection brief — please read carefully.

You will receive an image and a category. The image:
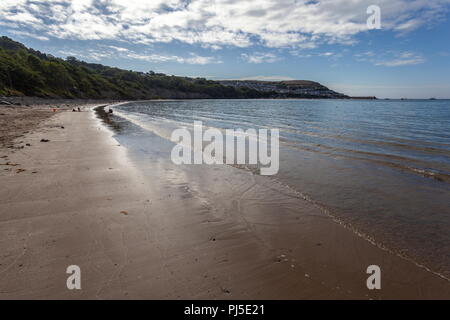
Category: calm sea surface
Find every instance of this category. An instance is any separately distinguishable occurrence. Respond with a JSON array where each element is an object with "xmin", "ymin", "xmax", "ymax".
[{"xmin": 113, "ymin": 99, "xmax": 450, "ymax": 278}]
